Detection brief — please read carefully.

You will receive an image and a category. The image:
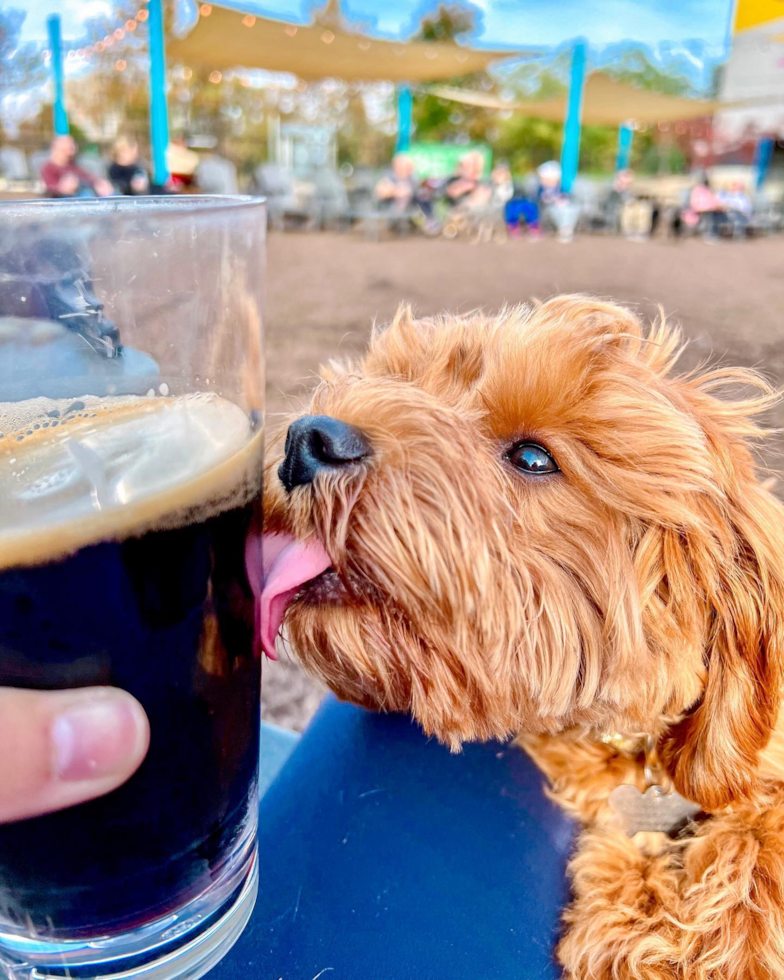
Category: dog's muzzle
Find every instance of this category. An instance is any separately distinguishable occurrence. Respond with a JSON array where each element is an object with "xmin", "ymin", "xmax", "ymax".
[{"xmin": 278, "ymin": 414, "xmax": 373, "ymax": 492}]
